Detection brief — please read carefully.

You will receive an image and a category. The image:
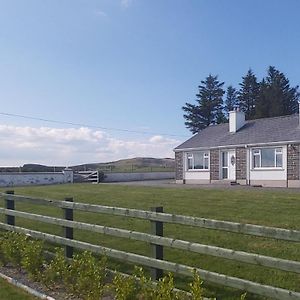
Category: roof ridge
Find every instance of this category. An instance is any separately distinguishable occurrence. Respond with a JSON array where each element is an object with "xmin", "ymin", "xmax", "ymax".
[
  {"xmin": 192, "ymin": 113, "xmax": 298, "ymax": 134},
  {"xmin": 246, "ymin": 113, "xmax": 298, "ymax": 123}
]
